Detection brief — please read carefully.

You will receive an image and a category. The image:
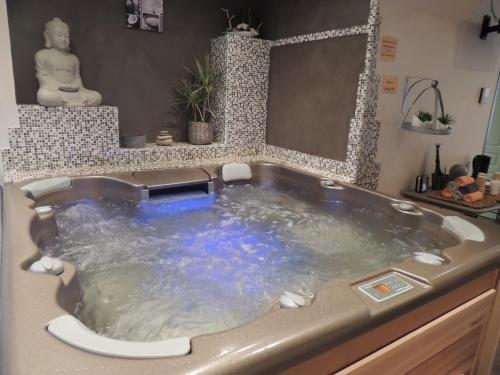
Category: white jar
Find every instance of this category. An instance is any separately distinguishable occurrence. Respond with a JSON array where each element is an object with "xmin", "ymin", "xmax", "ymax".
[{"xmin": 490, "ymin": 179, "xmax": 500, "ymax": 195}]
